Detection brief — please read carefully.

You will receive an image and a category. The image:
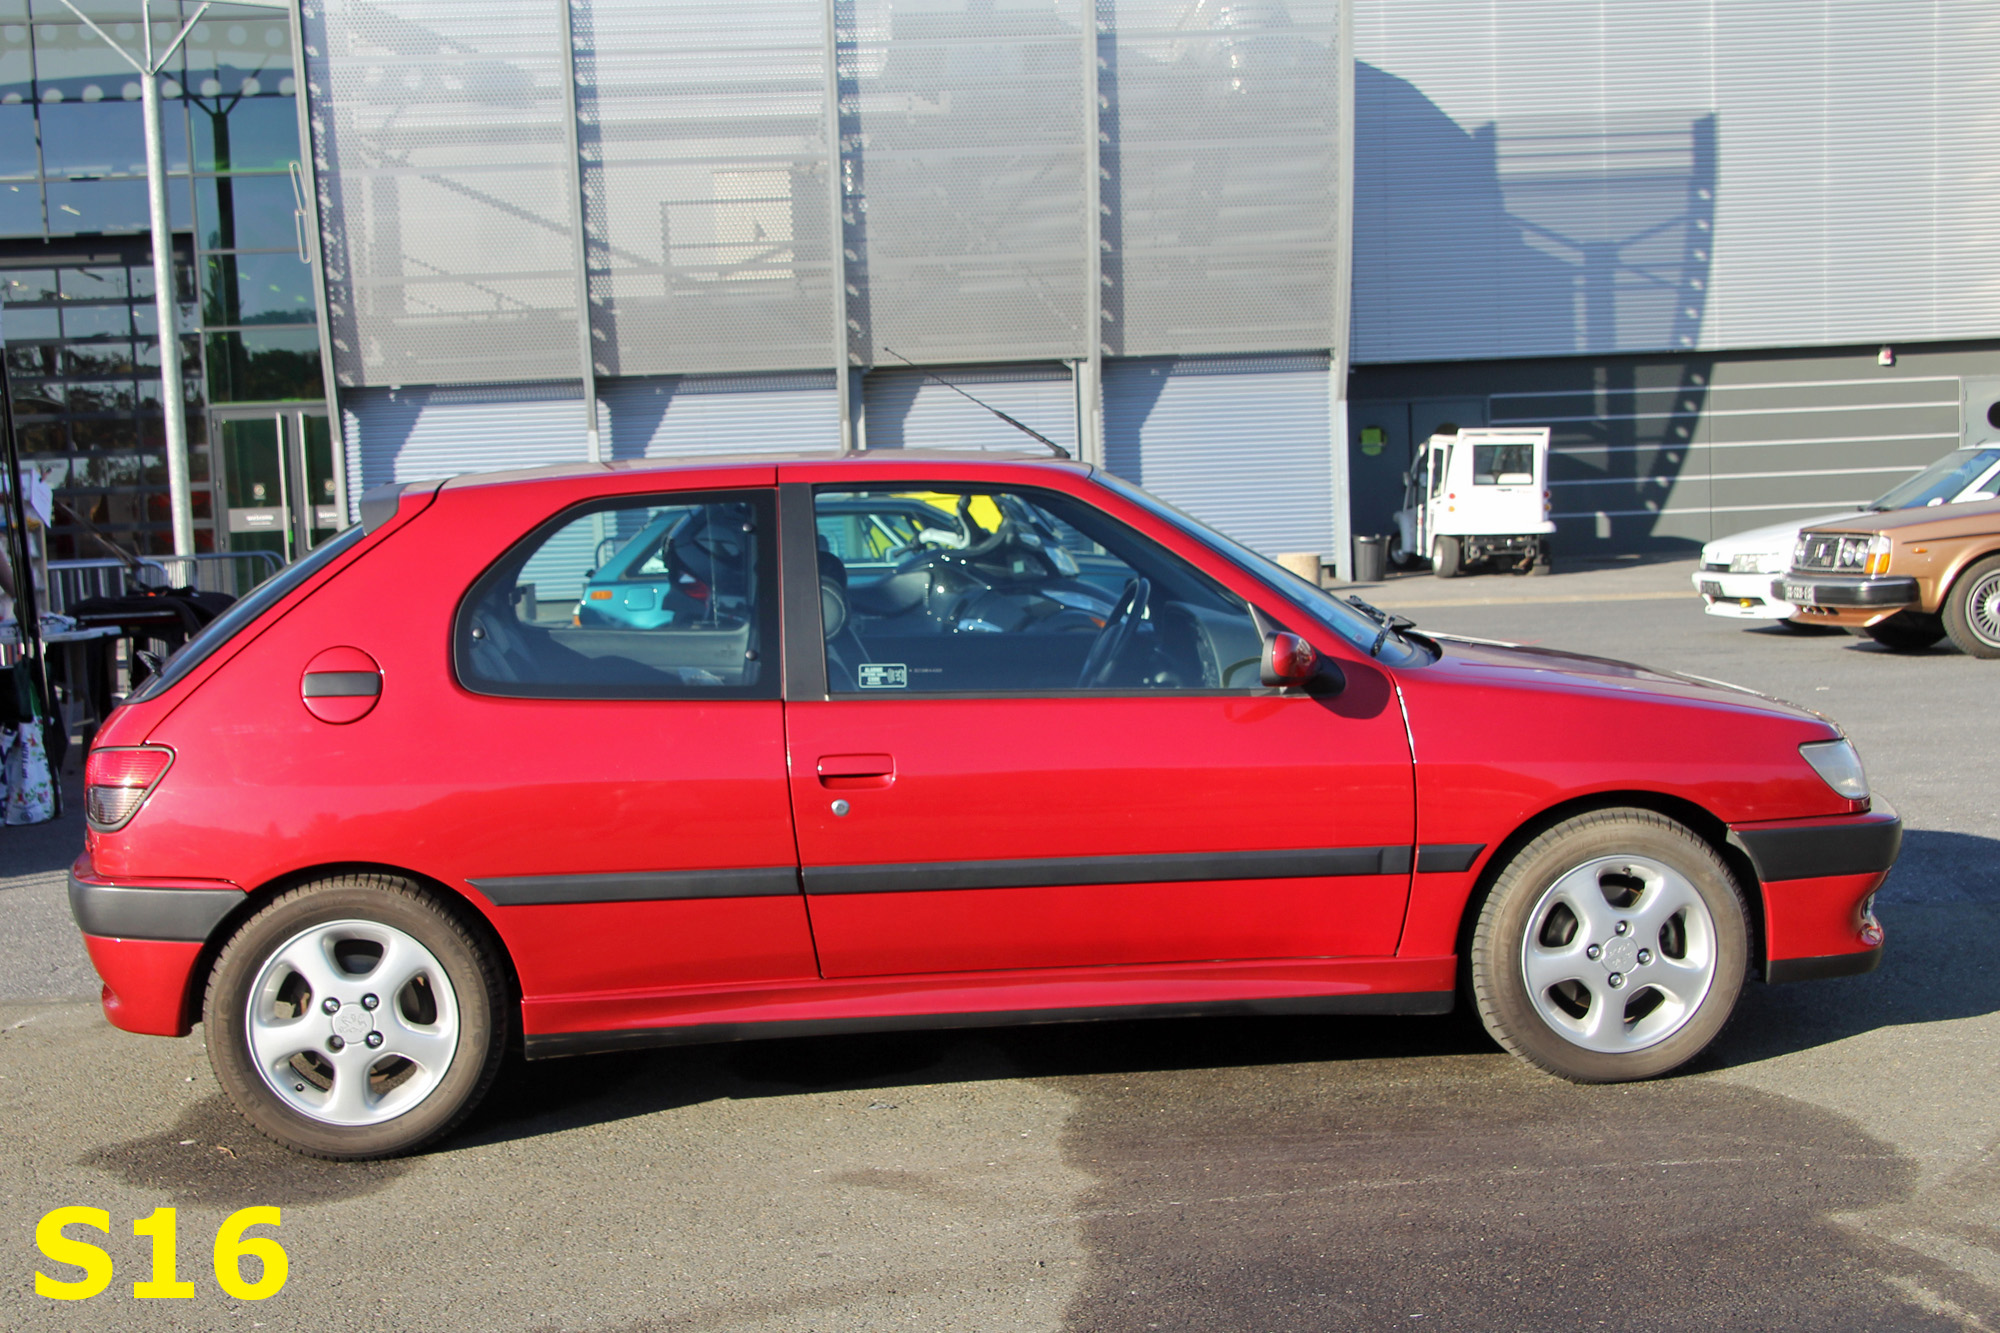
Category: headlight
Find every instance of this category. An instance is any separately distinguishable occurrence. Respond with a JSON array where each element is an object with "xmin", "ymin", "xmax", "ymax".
[
  {"xmin": 1800, "ymin": 739, "xmax": 1869, "ymax": 801},
  {"xmin": 1730, "ymin": 552, "xmax": 1777, "ymax": 573}
]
